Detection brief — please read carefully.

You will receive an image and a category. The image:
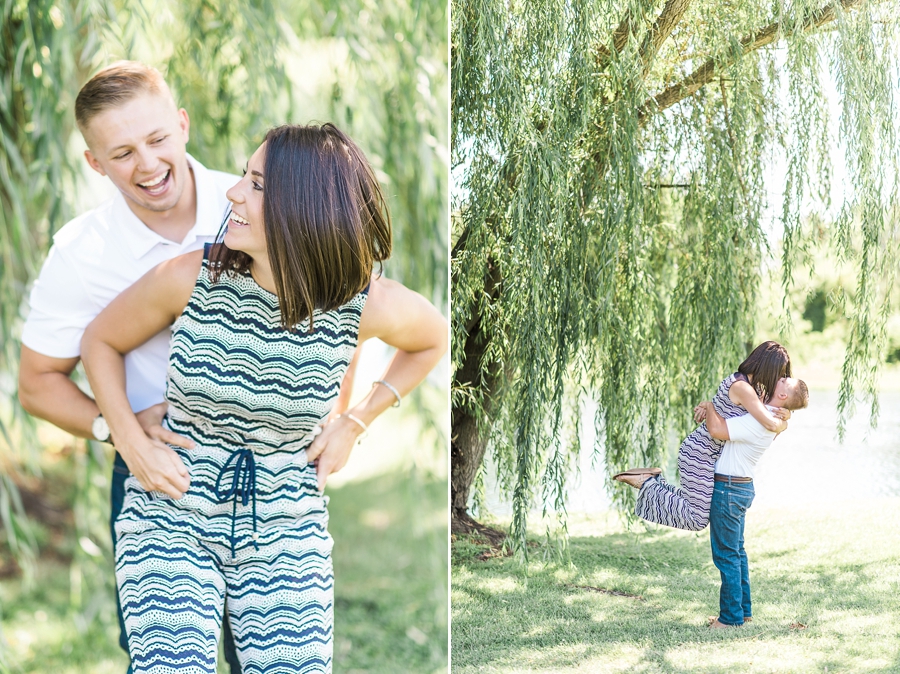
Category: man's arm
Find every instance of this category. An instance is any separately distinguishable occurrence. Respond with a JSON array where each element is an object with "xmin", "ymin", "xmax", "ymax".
[
  {"xmin": 19, "ymin": 244, "xmax": 102, "ymax": 438},
  {"xmin": 18, "ymin": 241, "xmax": 194, "ymax": 447},
  {"xmin": 697, "ymin": 402, "xmax": 787, "ymax": 442},
  {"xmin": 18, "ymin": 347, "xmax": 97, "ymax": 438},
  {"xmin": 701, "ymin": 401, "xmax": 731, "ymax": 441},
  {"xmin": 19, "ymin": 347, "xmax": 194, "ymax": 447}
]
